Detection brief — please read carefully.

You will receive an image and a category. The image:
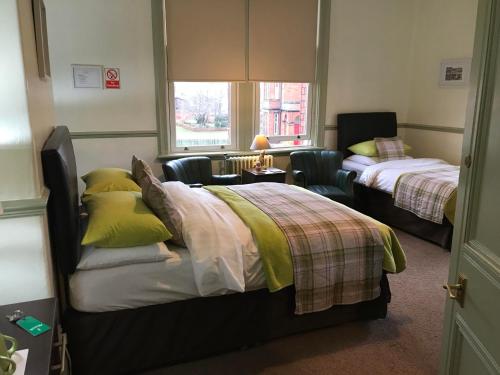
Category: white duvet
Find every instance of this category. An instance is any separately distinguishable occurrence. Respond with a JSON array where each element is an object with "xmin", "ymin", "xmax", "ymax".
[
  {"xmin": 162, "ymin": 182, "xmax": 261, "ymax": 296},
  {"xmin": 358, "ymin": 158, "xmax": 454, "ymax": 193}
]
